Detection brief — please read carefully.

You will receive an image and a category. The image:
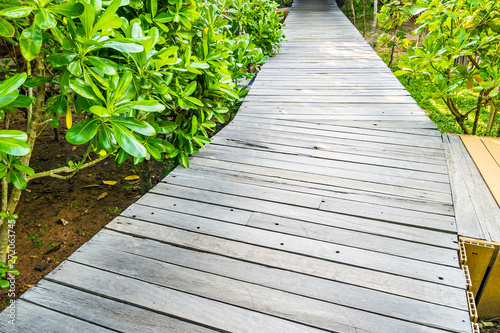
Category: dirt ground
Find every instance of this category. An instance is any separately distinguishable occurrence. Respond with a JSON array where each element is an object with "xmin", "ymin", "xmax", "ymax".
[{"xmin": 0, "ymin": 113, "xmax": 170, "ymax": 311}]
